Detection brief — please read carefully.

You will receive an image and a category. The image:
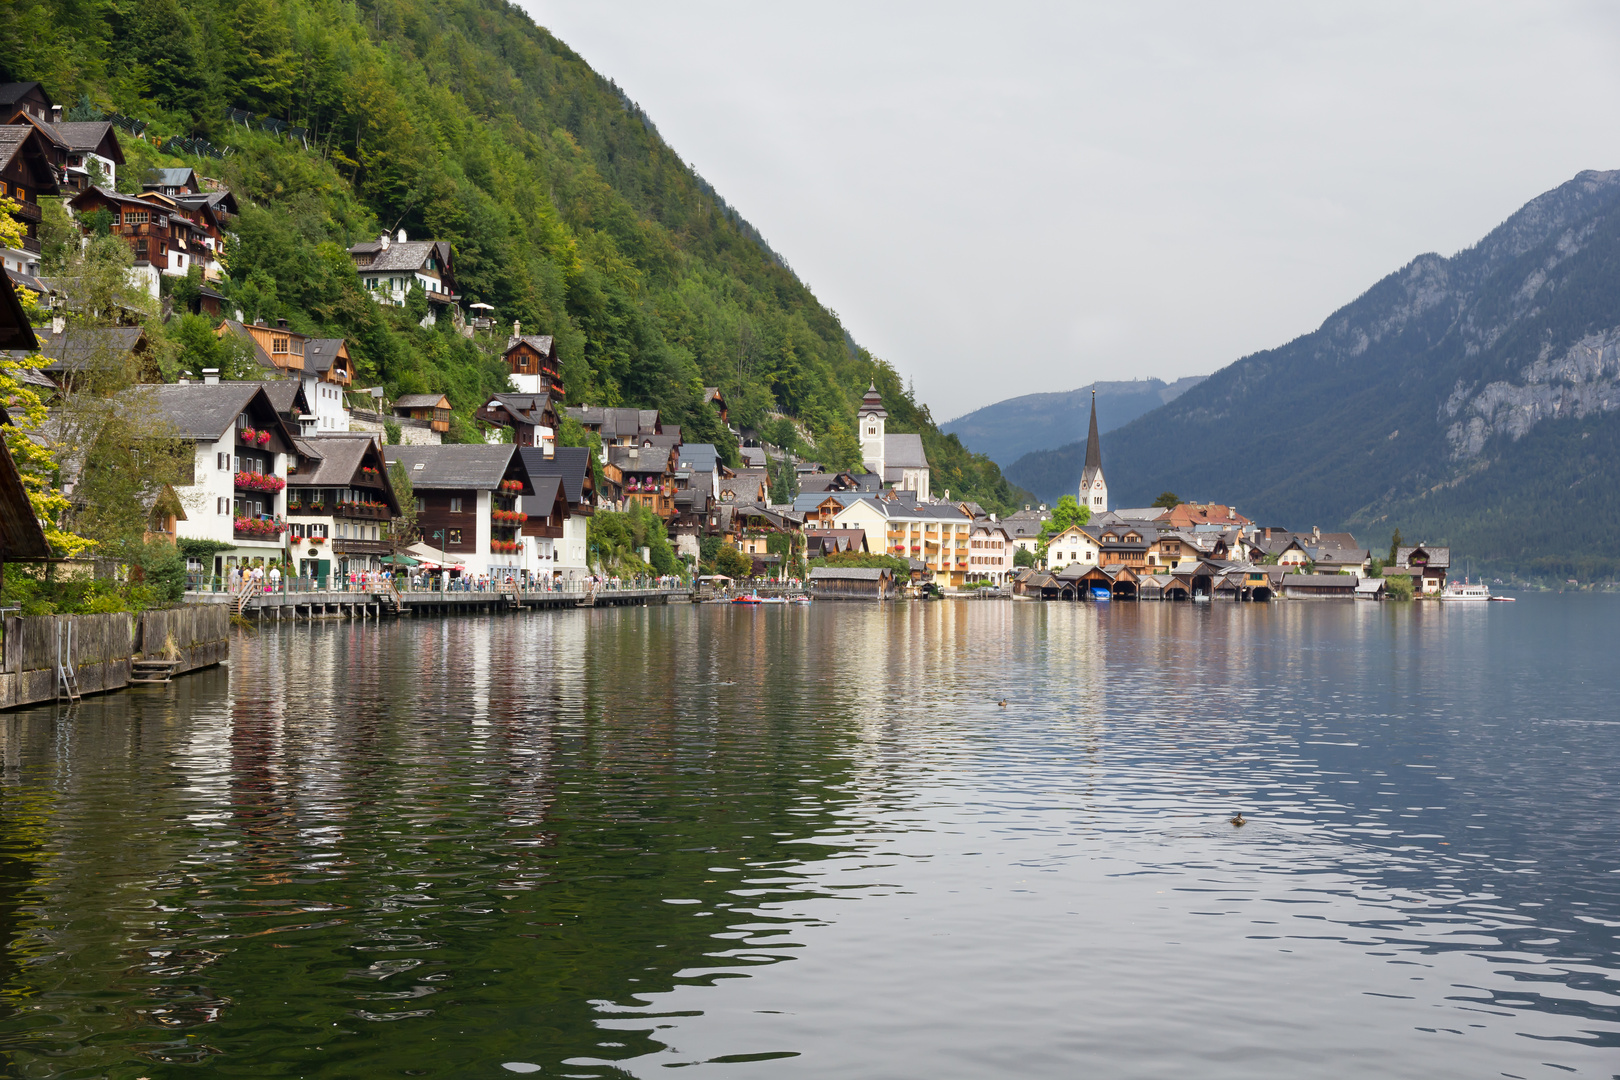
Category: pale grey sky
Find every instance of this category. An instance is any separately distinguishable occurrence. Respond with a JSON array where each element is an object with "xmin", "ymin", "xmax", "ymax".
[{"xmin": 526, "ymin": 1, "xmax": 1620, "ymax": 421}]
